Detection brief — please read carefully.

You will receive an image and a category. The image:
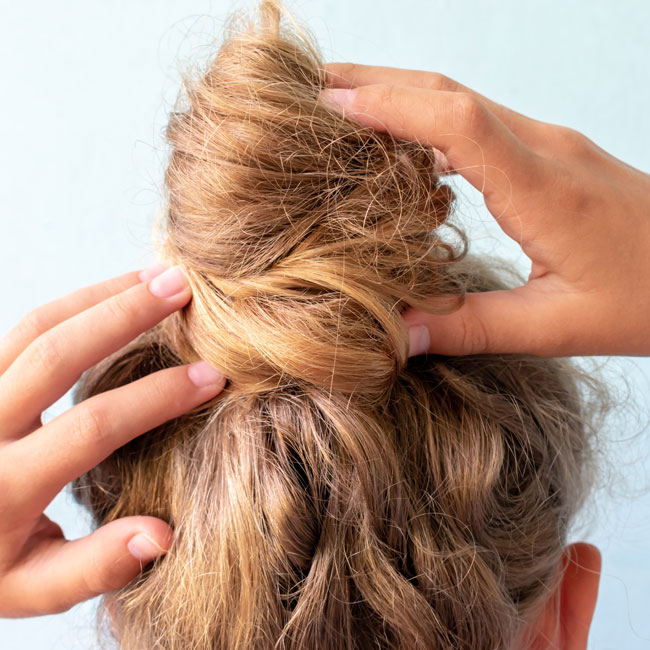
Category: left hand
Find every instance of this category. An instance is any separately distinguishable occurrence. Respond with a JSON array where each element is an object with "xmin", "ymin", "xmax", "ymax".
[{"xmin": 0, "ymin": 265, "xmax": 226, "ymax": 617}]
